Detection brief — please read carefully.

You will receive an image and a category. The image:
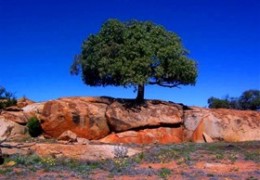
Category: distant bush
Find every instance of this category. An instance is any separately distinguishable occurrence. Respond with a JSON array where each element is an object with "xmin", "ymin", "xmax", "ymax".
[
  {"xmin": 208, "ymin": 90, "xmax": 260, "ymax": 111},
  {"xmin": 0, "ymin": 87, "xmax": 17, "ymax": 110},
  {"xmin": 239, "ymin": 90, "xmax": 260, "ymax": 111},
  {"xmin": 208, "ymin": 97, "xmax": 230, "ymax": 109},
  {"xmin": 27, "ymin": 117, "xmax": 42, "ymax": 137}
]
